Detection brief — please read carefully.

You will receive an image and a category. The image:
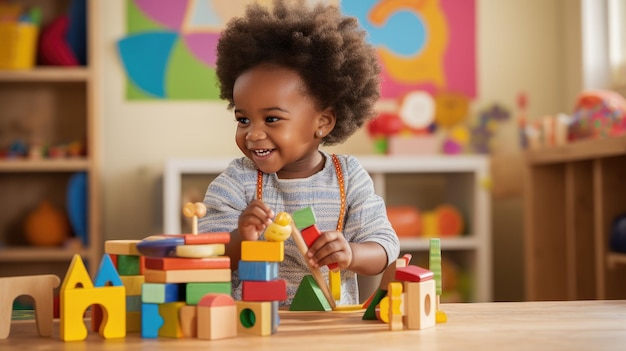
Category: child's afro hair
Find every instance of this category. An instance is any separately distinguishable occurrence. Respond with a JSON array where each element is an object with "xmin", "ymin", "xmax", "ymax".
[{"xmin": 216, "ymin": 0, "xmax": 381, "ymax": 145}]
